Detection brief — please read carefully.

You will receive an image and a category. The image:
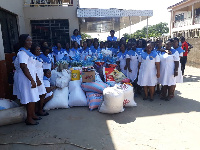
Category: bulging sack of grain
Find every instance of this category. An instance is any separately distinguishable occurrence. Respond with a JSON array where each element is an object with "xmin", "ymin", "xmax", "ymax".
[{"xmin": 98, "ymin": 87, "xmax": 124, "ymax": 114}]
